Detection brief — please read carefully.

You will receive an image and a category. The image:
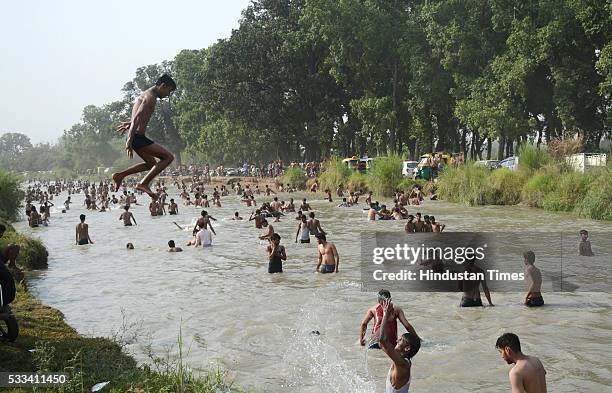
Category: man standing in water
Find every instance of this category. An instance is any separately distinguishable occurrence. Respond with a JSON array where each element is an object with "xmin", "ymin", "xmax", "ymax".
[
  {"xmin": 75, "ymin": 214, "xmax": 94, "ymax": 245},
  {"xmin": 495, "ymin": 333, "xmax": 547, "ymax": 393},
  {"xmin": 379, "ymin": 298, "xmax": 420, "ymax": 393},
  {"xmin": 119, "ymin": 205, "xmax": 137, "ymax": 226},
  {"xmin": 112, "ymin": 74, "xmax": 177, "ymax": 200},
  {"xmin": 459, "ymin": 258, "xmax": 494, "ymax": 307},
  {"xmin": 577, "ymin": 229, "xmax": 594, "ymax": 256},
  {"xmin": 360, "ymin": 289, "xmax": 419, "ymax": 349},
  {"xmin": 315, "ymin": 234, "xmax": 339, "ymax": 273},
  {"xmin": 523, "ymin": 251, "xmax": 544, "ymax": 307}
]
